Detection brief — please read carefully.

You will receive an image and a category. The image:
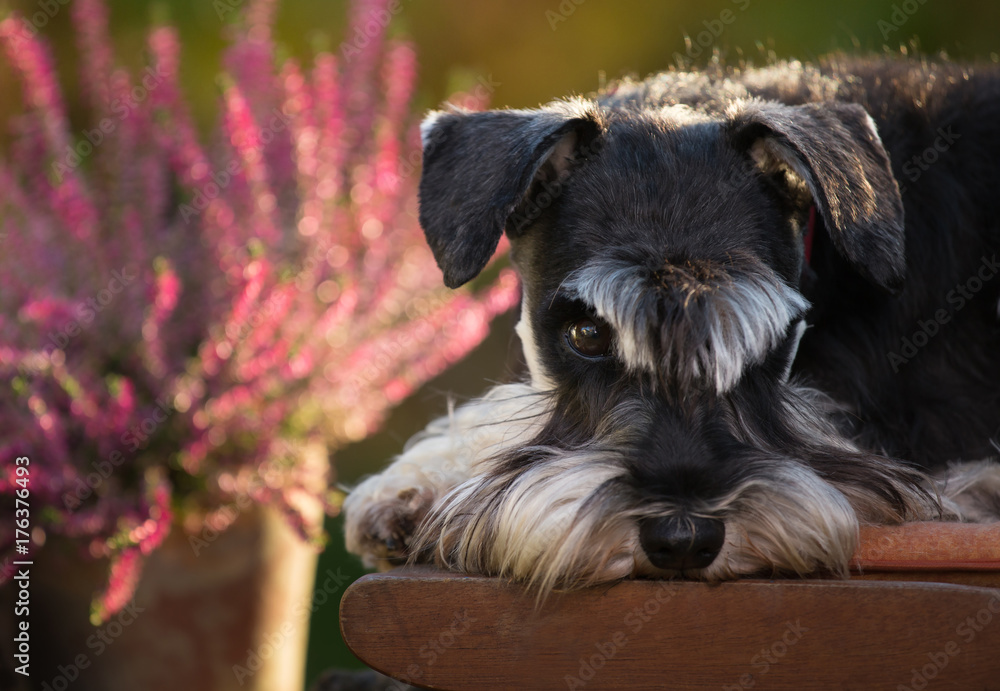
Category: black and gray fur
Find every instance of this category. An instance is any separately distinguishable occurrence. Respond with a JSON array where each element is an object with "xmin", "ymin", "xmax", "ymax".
[{"xmin": 344, "ymin": 58, "xmax": 1000, "ymax": 591}]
